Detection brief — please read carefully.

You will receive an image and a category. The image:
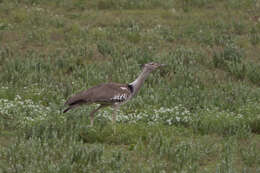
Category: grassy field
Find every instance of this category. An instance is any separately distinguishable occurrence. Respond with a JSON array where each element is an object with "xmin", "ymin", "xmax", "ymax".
[{"xmin": 0, "ymin": 0, "xmax": 260, "ymax": 172}]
